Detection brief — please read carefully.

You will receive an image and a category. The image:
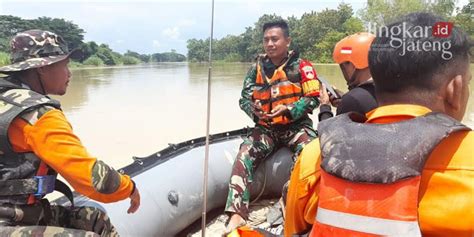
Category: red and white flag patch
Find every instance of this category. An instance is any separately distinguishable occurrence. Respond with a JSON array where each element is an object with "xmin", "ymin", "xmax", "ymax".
[{"xmin": 340, "ymin": 46, "xmax": 352, "ymax": 54}]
